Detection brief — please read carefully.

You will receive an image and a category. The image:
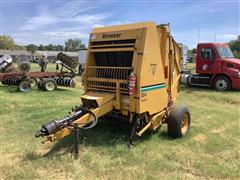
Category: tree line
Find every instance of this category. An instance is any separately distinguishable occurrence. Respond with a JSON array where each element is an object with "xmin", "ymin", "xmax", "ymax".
[
  {"xmin": 187, "ymin": 35, "xmax": 240, "ymax": 58},
  {"xmin": 228, "ymin": 35, "xmax": 240, "ymax": 58},
  {"xmin": 0, "ymin": 35, "xmax": 86, "ymax": 53},
  {"xmin": 1, "ymin": 35, "xmax": 239, "ymax": 58}
]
